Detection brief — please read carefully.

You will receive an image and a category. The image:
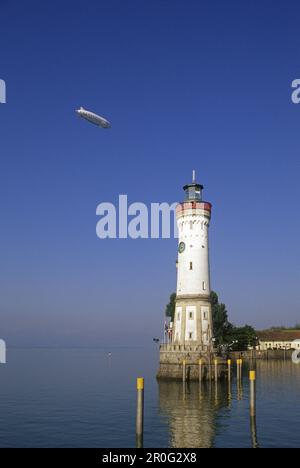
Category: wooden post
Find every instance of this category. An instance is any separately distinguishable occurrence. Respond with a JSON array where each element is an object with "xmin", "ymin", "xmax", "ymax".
[
  {"xmin": 214, "ymin": 359, "xmax": 218, "ymax": 381},
  {"xmin": 237, "ymin": 359, "xmax": 240, "ymax": 380},
  {"xmin": 249, "ymin": 371, "xmax": 256, "ymax": 417},
  {"xmin": 136, "ymin": 377, "xmax": 144, "ymax": 447},
  {"xmin": 182, "ymin": 359, "xmax": 186, "ymax": 382},
  {"xmin": 227, "ymin": 359, "xmax": 231, "ymax": 380}
]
